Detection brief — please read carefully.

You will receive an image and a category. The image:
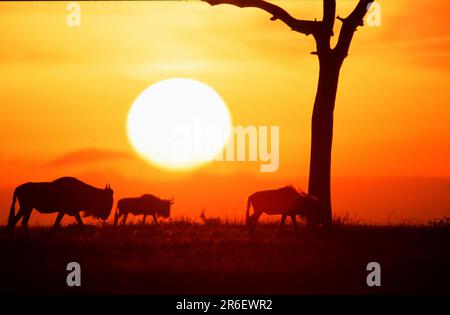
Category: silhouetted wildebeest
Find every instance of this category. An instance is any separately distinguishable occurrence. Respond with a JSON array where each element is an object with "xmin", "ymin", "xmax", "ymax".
[
  {"xmin": 8, "ymin": 177, "xmax": 114, "ymax": 235},
  {"xmin": 246, "ymin": 186, "xmax": 321, "ymax": 236},
  {"xmin": 114, "ymin": 194, "xmax": 173, "ymax": 225}
]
